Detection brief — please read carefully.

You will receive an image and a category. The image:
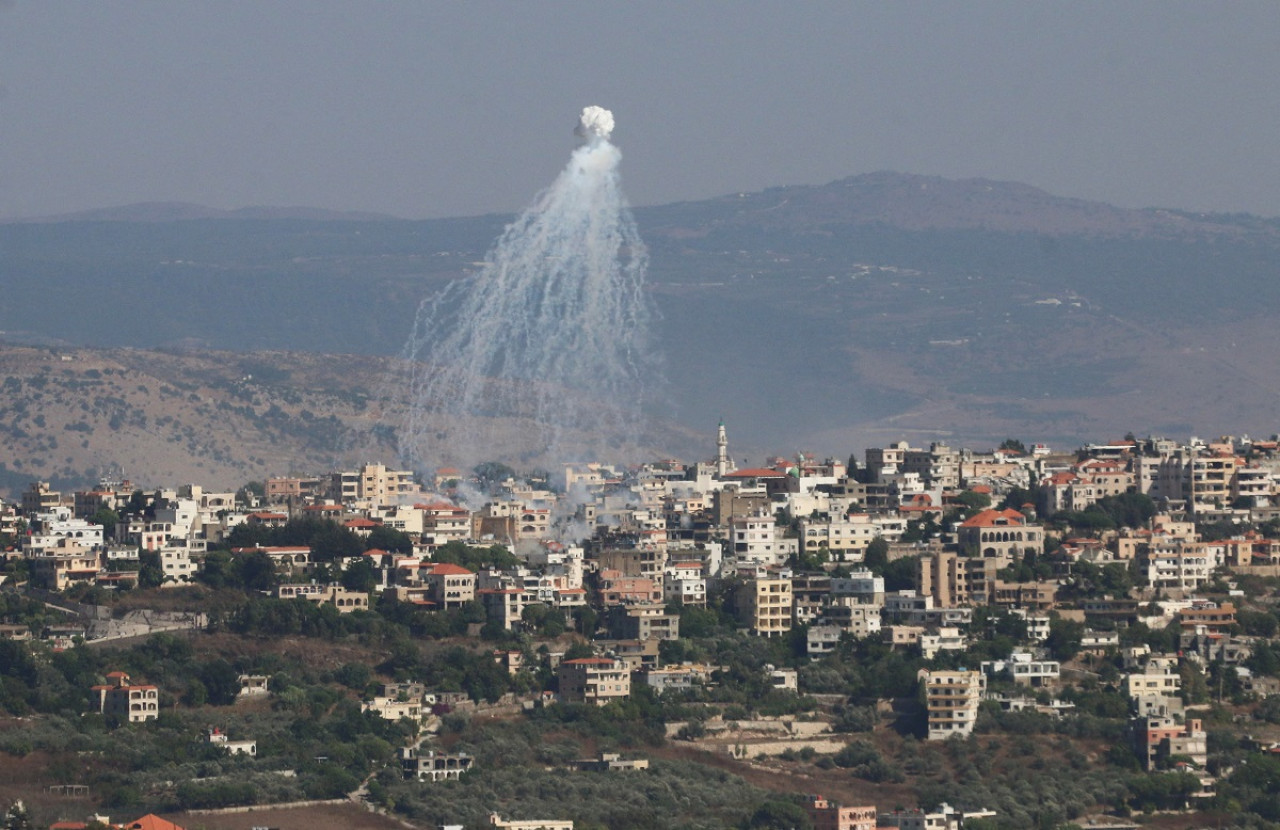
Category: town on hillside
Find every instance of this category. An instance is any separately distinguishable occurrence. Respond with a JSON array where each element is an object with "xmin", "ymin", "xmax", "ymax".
[{"xmin": 6, "ymin": 427, "xmax": 1280, "ymax": 829}]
